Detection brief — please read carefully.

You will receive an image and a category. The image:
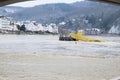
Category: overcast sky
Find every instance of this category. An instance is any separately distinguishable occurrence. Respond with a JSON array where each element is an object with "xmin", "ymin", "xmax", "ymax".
[{"xmin": 8, "ymin": 0, "xmax": 84, "ymax": 7}]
